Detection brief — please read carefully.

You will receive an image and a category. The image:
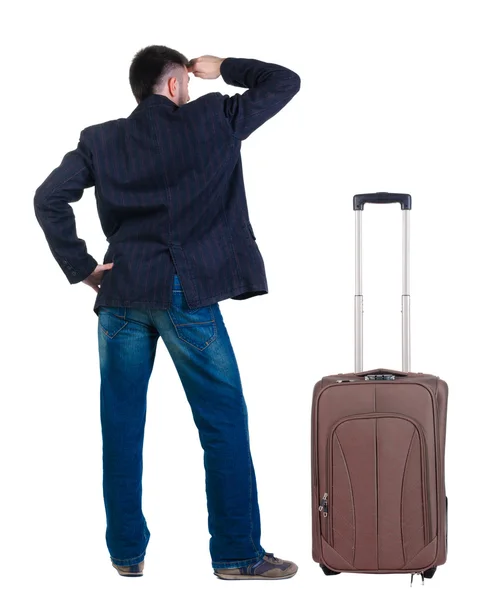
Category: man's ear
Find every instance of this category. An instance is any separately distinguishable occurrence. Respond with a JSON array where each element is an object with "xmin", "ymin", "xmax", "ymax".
[{"xmin": 168, "ymin": 75, "xmax": 177, "ymax": 97}]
